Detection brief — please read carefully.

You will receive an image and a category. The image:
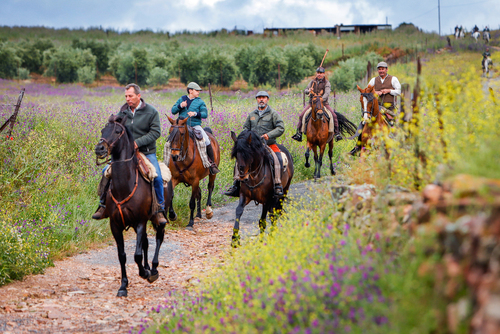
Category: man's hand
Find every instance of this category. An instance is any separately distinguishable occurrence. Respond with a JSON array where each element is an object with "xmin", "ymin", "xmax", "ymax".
[
  {"xmin": 261, "ymin": 134, "xmax": 269, "ymax": 140},
  {"xmin": 187, "ymin": 111, "xmax": 197, "ymax": 117},
  {"xmin": 180, "ymin": 101, "xmax": 188, "ymax": 108},
  {"xmin": 377, "ymin": 89, "xmax": 391, "ymax": 95},
  {"xmin": 134, "ymin": 141, "xmax": 139, "ymax": 150}
]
